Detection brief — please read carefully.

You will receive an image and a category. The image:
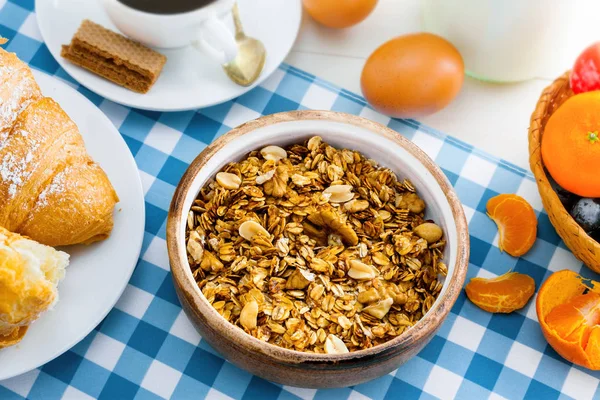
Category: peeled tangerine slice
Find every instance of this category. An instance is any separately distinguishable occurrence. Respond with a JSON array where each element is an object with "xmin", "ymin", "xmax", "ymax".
[
  {"xmin": 486, "ymin": 194, "xmax": 537, "ymax": 257},
  {"xmin": 537, "ymin": 270, "xmax": 600, "ymax": 369},
  {"xmin": 465, "ymin": 271, "xmax": 535, "ymax": 313}
]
